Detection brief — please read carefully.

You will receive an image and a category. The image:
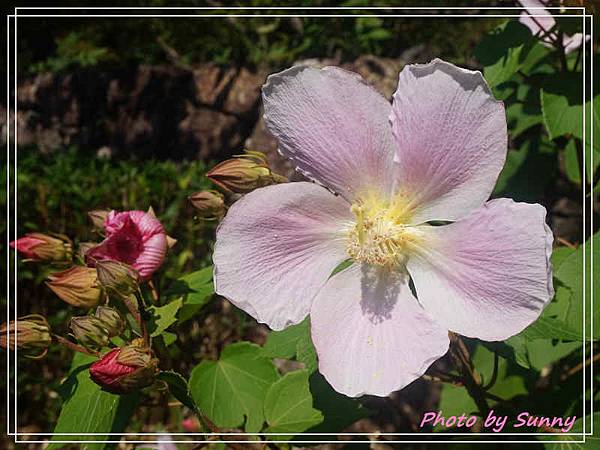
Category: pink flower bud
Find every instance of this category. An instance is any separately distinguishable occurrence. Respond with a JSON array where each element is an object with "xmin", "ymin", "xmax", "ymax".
[
  {"xmin": 0, "ymin": 314, "xmax": 52, "ymax": 358},
  {"xmin": 46, "ymin": 266, "xmax": 103, "ymax": 309},
  {"xmin": 85, "ymin": 210, "xmax": 168, "ymax": 280},
  {"xmin": 10, "ymin": 233, "xmax": 72, "ymax": 263},
  {"xmin": 89, "ymin": 342, "xmax": 158, "ymax": 394},
  {"xmin": 207, "ymin": 151, "xmax": 287, "ymax": 194},
  {"xmin": 188, "ymin": 190, "xmax": 226, "ymax": 219}
]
